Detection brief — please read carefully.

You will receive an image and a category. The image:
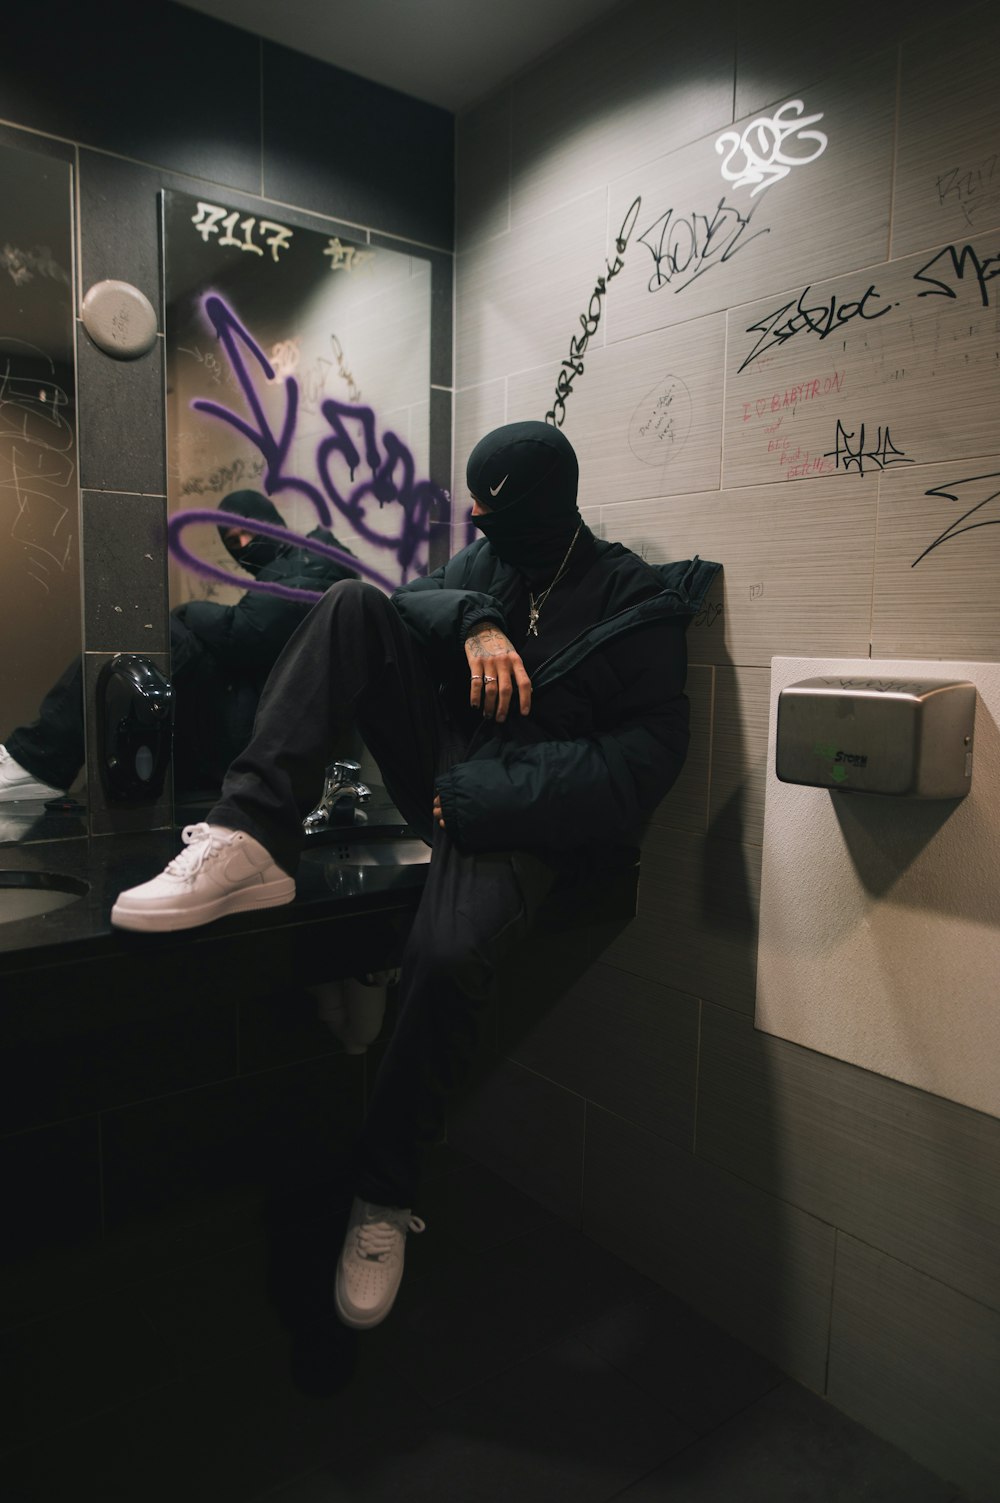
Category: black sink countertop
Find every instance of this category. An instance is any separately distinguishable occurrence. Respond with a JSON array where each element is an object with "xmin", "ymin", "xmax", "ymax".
[{"xmin": 0, "ymin": 826, "xmax": 430, "ymax": 977}]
